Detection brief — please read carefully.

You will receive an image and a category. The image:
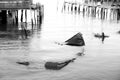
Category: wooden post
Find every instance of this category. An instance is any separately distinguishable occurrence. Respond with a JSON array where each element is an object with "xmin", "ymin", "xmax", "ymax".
[
  {"xmin": 21, "ymin": 9, "xmax": 24, "ymax": 39},
  {"xmin": 25, "ymin": 9, "xmax": 27, "ymax": 24},
  {"xmin": 30, "ymin": 7, "xmax": 34, "ymax": 31},
  {"xmin": 21, "ymin": 9, "xmax": 27, "ymax": 39},
  {"xmin": 21, "ymin": 10, "xmax": 23, "ymax": 22},
  {"xmin": 25, "ymin": 9, "xmax": 28, "ymax": 38},
  {"xmin": 38, "ymin": 6, "xmax": 42, "ymax": 28},
  {"xmin": 34, "ymin": 10, "xmax": 36, "ymax": 27},
  {"xmin": 25, "ymin": 9, "xmax": 27, "ymax": 31},
  {"xmin": 16, "ymin": 10, "xmax": 18, "ymax": 25},
  {"xmin": 37, "ymin": 9, "xmax": 39, "ymax": 29}
]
